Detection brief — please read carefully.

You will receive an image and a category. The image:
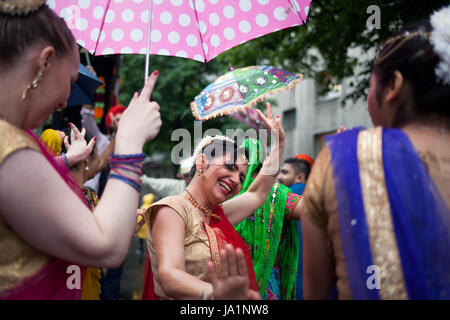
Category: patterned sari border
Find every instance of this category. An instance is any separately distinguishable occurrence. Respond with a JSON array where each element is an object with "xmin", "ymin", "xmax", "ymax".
[
  {"xmin": 203, "ymin": 219, "xmax": 222, "ymax": 281},
  {"xmin": 357, "ymin": 127, "xmax": 408, "ymax": 299}
]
